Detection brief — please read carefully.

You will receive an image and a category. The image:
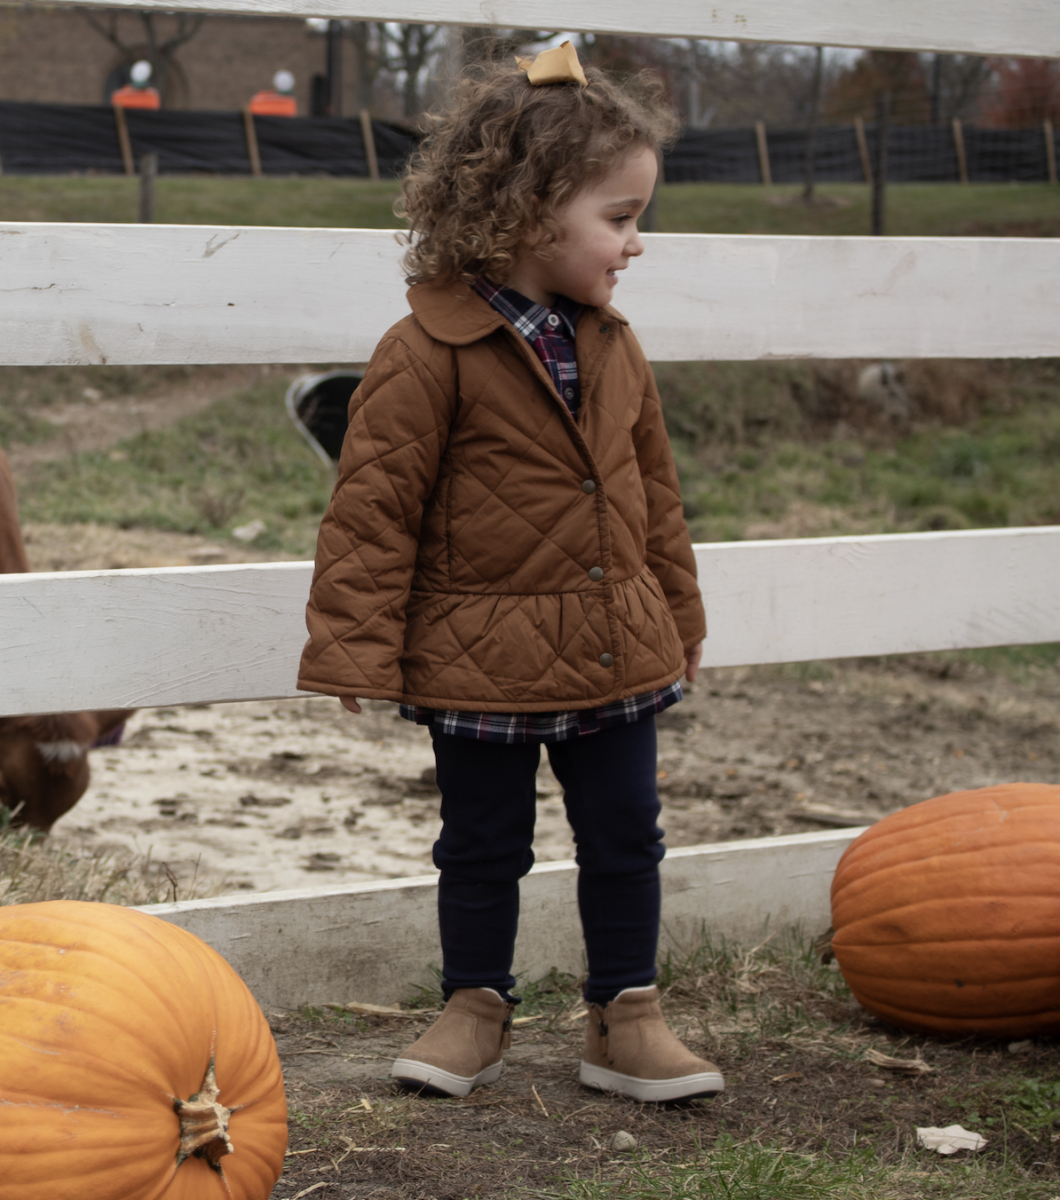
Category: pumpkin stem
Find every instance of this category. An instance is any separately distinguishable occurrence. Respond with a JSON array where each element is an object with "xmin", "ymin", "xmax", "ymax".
[{"xmin": 174, "ymin": 1060, "xmax": 234, "ymax": 1174}]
